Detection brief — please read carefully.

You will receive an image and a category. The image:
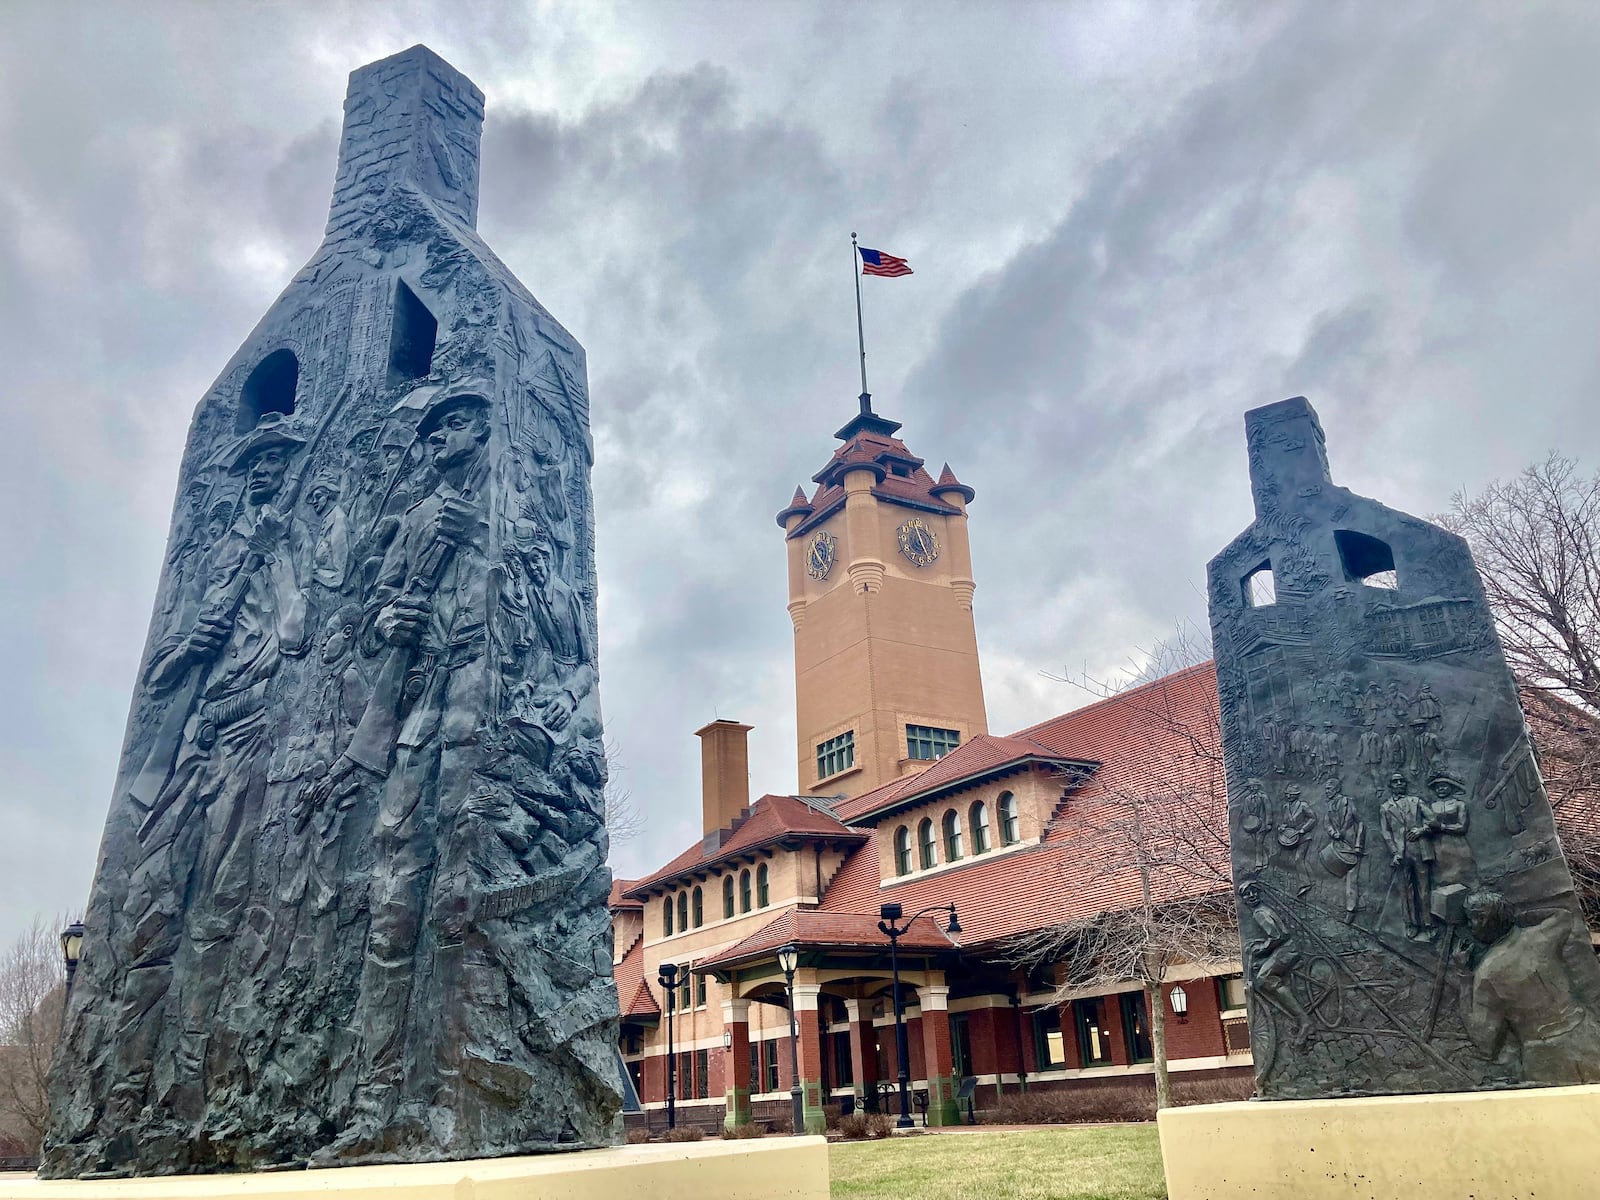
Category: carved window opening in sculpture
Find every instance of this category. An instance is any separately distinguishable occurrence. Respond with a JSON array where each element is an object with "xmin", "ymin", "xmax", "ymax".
[
  {"xmin": 894, "ymin": 826, "xmax": 913, "ymax": 876},
  {"xmin": 722, "ymin": 875, "xmax": 735, "ymax": 919},
  {"xmin": 740, "ymin": 870, "xmax": 752, "ymax": 913},
  {"xmin": 970, "ymin": 801, "xmax": 991, "ymax": 853},
  {"xmin": 677, "ymin": 892, "xmax": 689, "ymax": 933},
  {"xmin": 918, "ymin": 817, "xmax": 938, "ymax": 869},
  {"xmin": 664, "ymin": 897, "xmax": 673, "ymax": 937},
  {"xmin": 692, "ymin": 886, "xmax": 703, "ymax": 928},
  {"xmin": 237, "ymin": 348, "xmax": 298, "ymax": 434},
  {"xmin": 999, "ymin": 792, "xmax": 1020, "ymax": 845},
  {"xmin": 388, "ymin": 280, "xmax": 438, "ymax": 386},
  {"xmin": 756, "ymin": 863, "xmax": 770, "ymax": 907},
  {"xmin": 1335, "ymin": 529, "xmax": 1398, "ymax": 590},
  {"xmin": 1242, "ymin": 561, "xmax": 1276, "ymax": 608},
  {"xmin": 943, "ymin": 809, "xmax": 964, "ymax": 861}
]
